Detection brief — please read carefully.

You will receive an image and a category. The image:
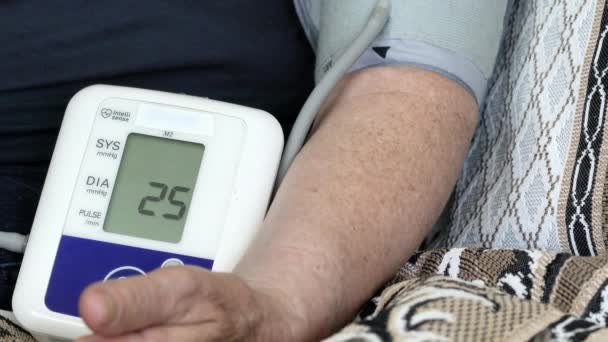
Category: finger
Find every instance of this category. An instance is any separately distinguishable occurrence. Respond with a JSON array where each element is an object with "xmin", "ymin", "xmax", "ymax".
[
  {"xmin": 77, "ymin": 322, "xmax": 232, "ymax": 342},
  {"xmin": 79, "ymin": 266, "xmax": 210, "ymax": 336}
]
